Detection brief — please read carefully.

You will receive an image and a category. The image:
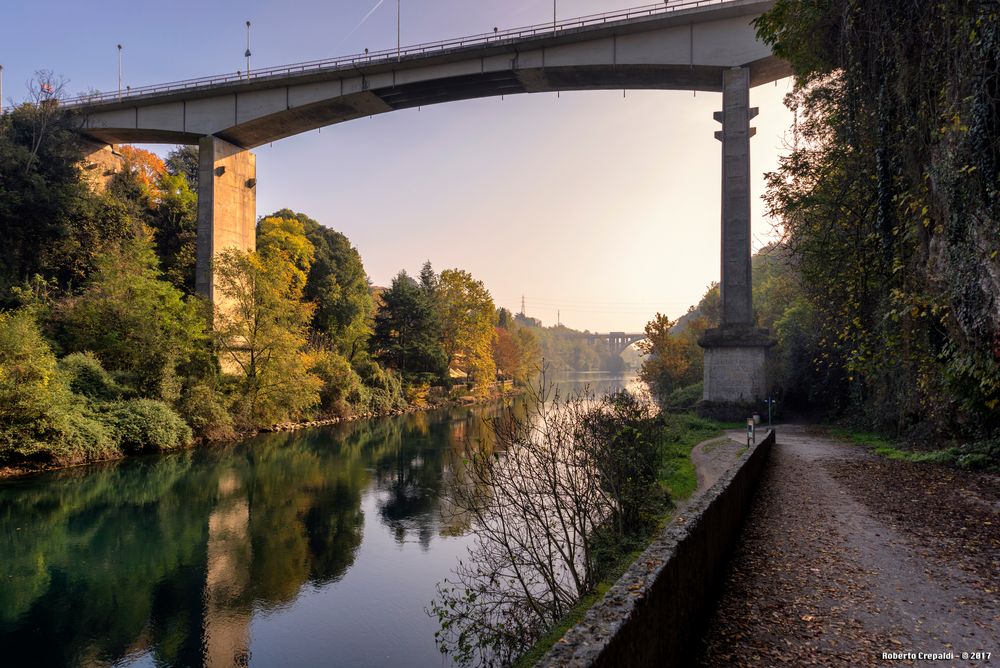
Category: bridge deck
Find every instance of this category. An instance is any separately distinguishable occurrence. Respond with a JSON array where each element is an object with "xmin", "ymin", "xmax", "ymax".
[{"xmin": 68, "ymin": 0, "xmax": 785, "ymax": 148}]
